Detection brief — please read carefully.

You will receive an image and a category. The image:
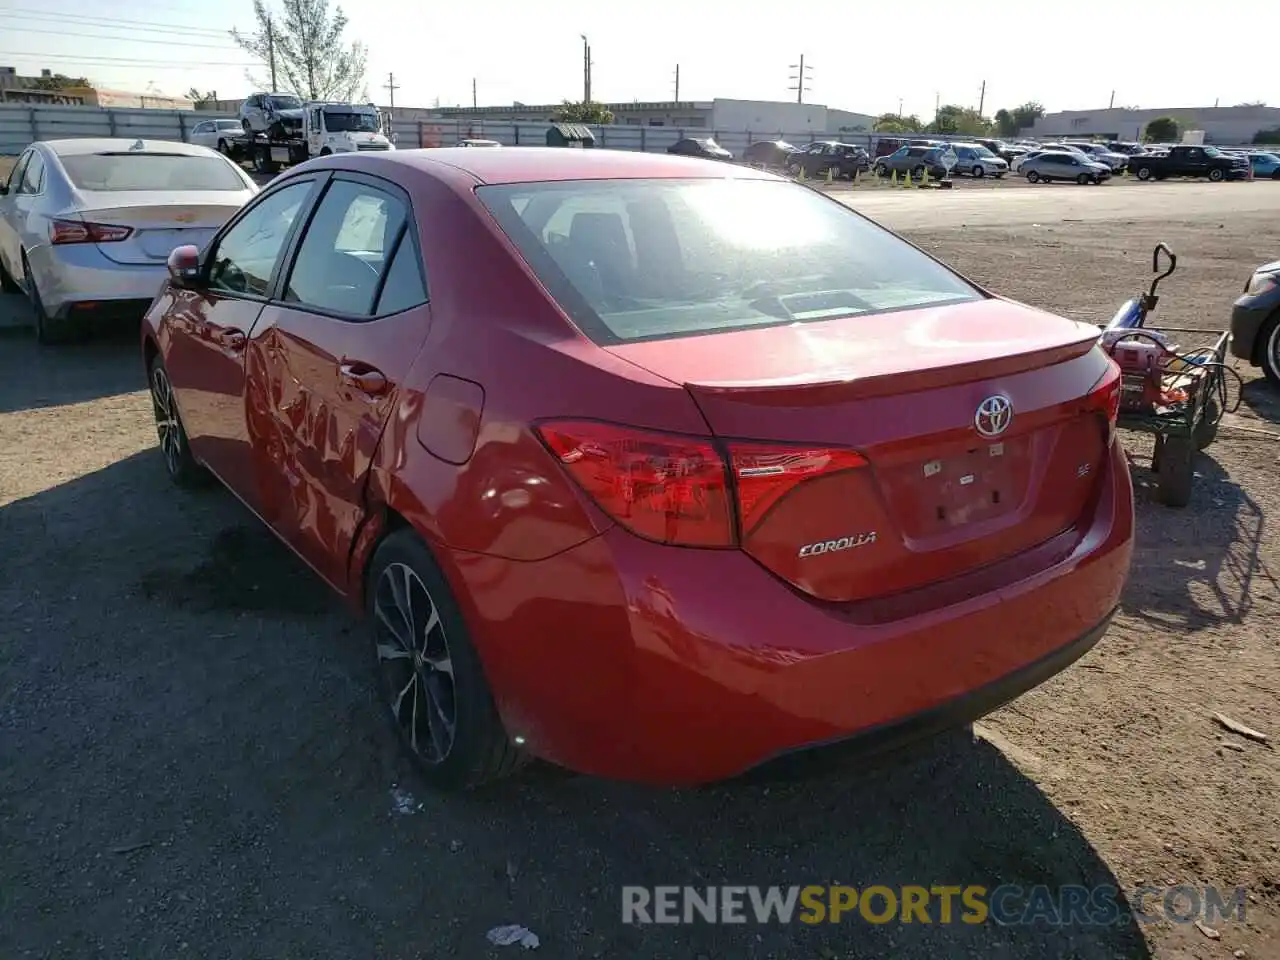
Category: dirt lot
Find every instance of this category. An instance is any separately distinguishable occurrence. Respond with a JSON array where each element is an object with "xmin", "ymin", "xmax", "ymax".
[{"xmin": 1, "ymin": 182, "xmax": 1278, "ymax": 960}]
